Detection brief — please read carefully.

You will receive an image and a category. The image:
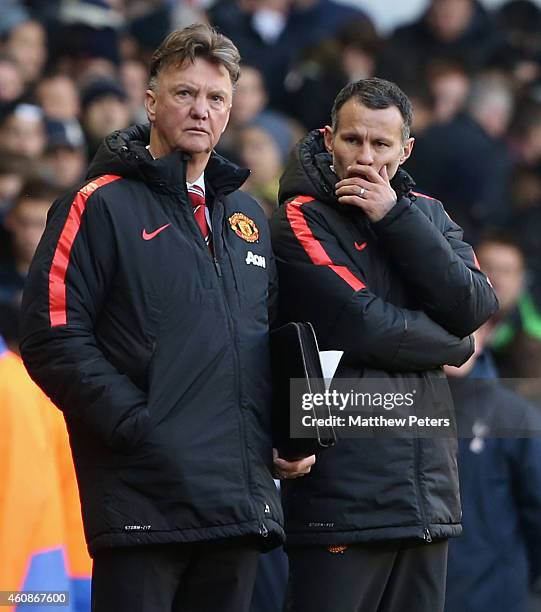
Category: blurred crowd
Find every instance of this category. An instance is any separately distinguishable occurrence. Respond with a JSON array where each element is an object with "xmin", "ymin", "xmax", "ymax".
[{"xmin": 2, "ymin": 0, "xmax": 541, "ymax": 610}]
